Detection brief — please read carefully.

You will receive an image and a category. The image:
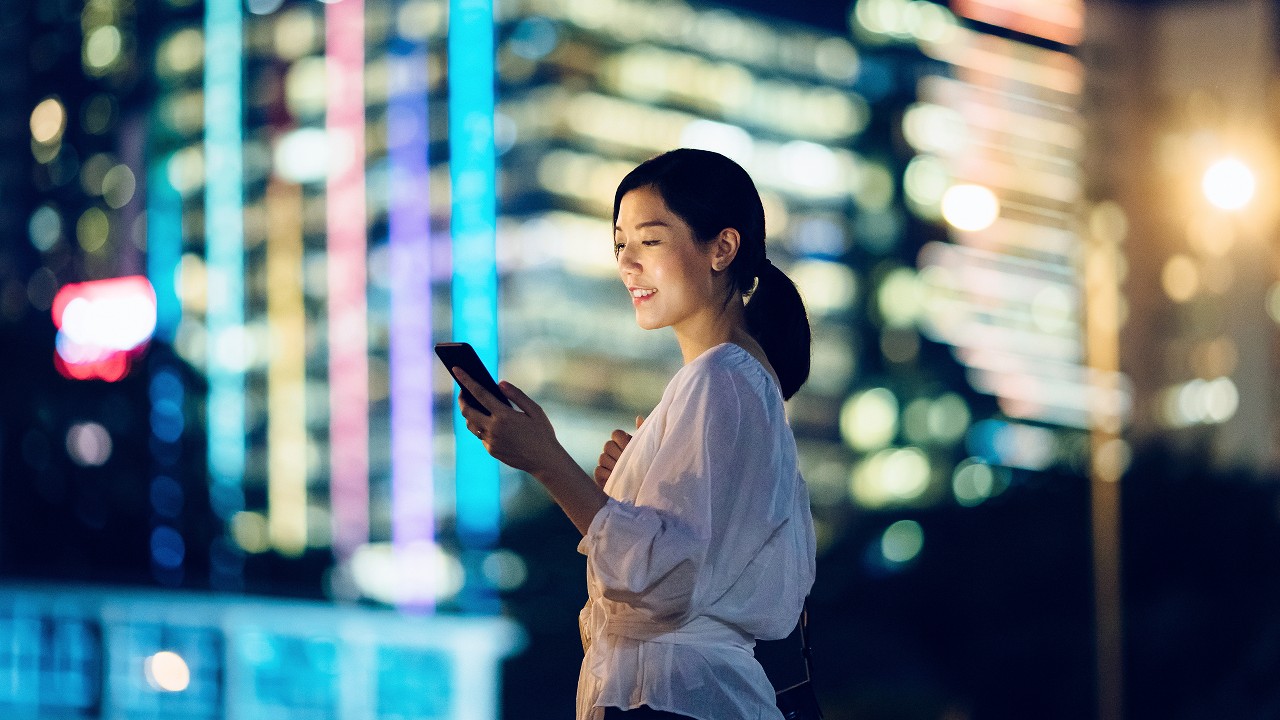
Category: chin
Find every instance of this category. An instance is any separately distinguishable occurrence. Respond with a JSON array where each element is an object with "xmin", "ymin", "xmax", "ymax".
[{"xmin": 634, "ymin": 310, "xmax": 667, "ymax": 331}]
